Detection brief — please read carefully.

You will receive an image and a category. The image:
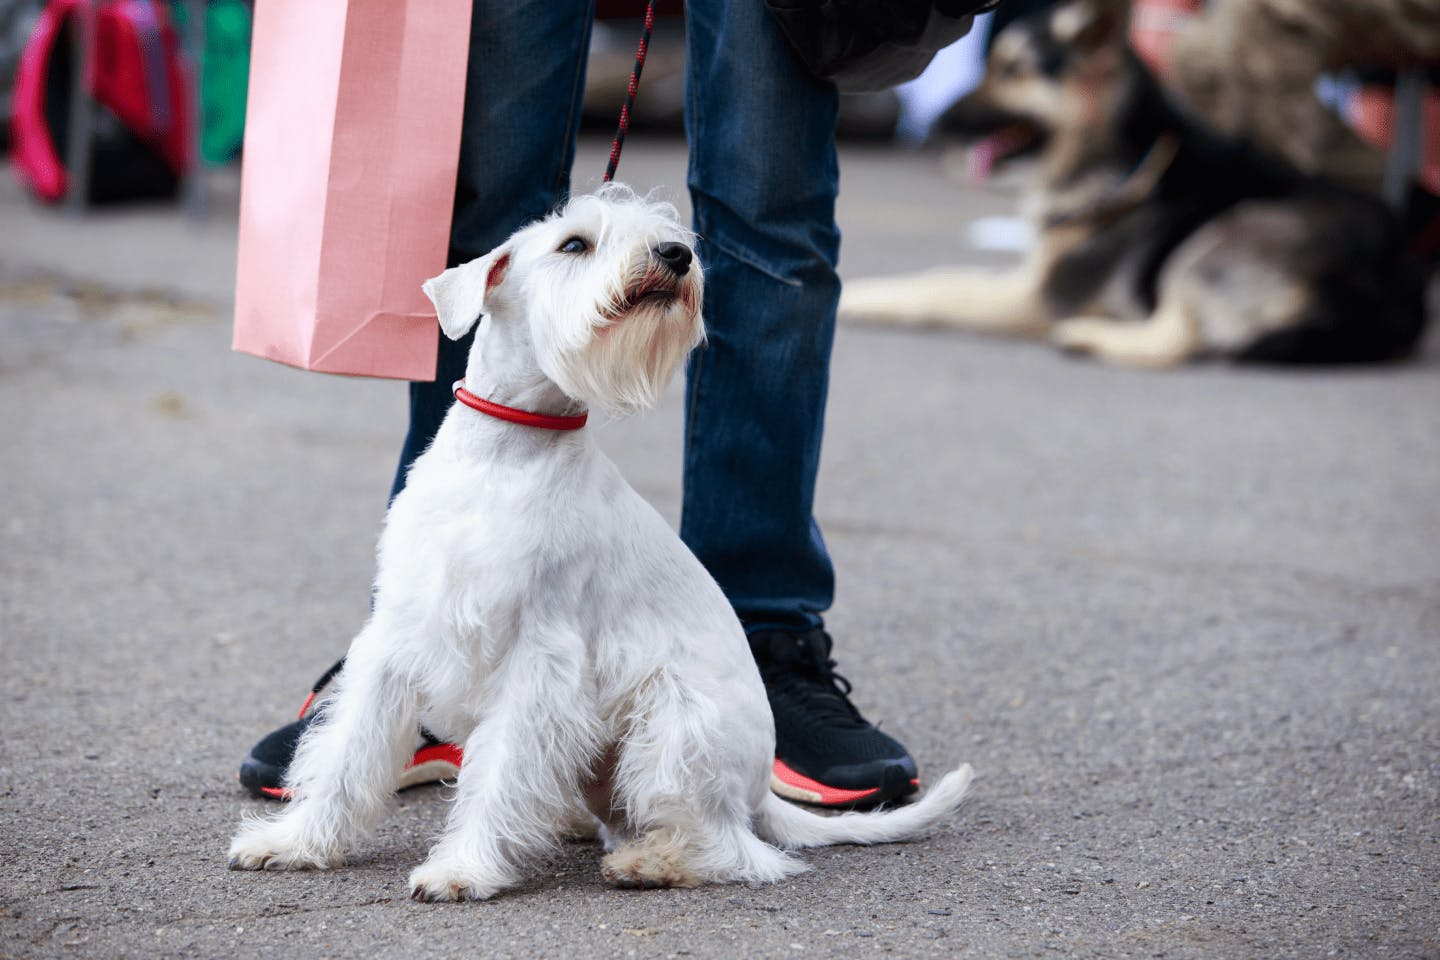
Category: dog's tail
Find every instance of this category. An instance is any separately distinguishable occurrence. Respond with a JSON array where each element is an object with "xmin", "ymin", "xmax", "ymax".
[{"xmin": 754, "ymin": 764, "xmax": 973, "ymax": 849}]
